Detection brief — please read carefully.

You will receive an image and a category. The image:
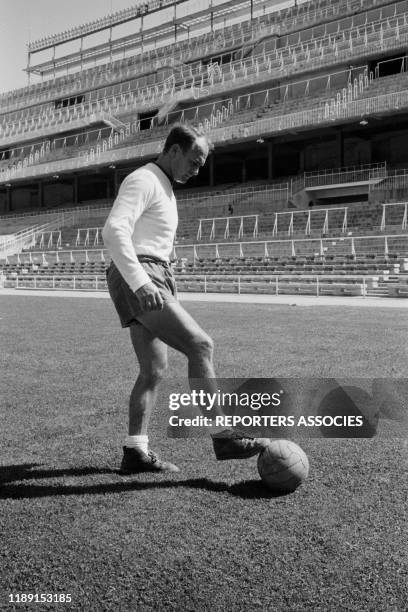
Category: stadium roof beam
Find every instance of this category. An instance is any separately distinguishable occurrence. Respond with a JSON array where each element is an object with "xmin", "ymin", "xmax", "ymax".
[
  {"xmin": 27, "ymin": 0, "xmax": 185, "ymax": 53},
  {"xmin": 25, "ymin": 0, "xmax": 272, "ymax": 77},
  {"xmin": 26, "ymin": 24, "xmax": 179, "ymax": 77}
]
